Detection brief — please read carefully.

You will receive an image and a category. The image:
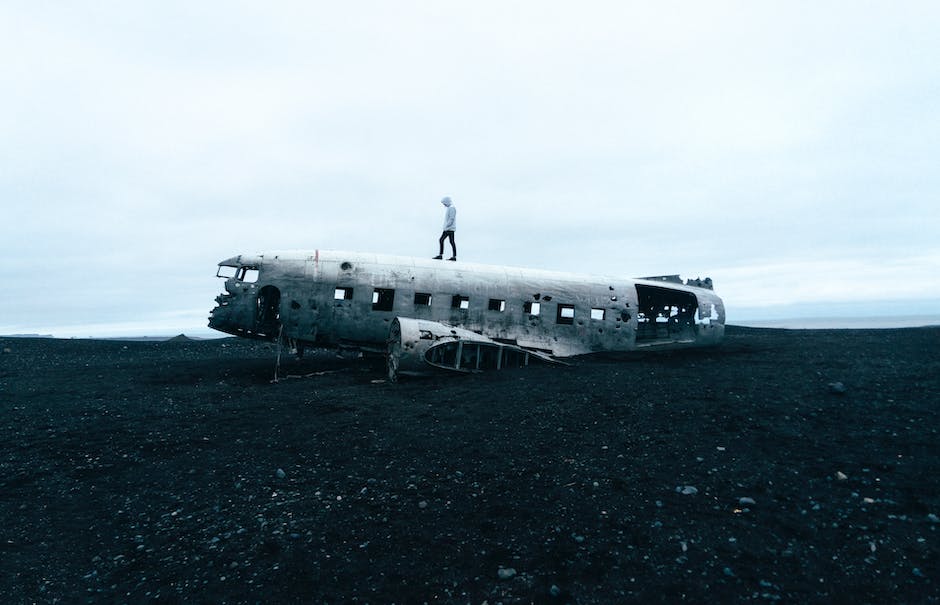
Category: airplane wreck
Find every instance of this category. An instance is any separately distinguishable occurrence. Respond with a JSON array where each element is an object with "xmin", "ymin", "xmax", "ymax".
[{"xmin": 208, "ymin": 250, "xmax": 725, "ymax": 380}]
